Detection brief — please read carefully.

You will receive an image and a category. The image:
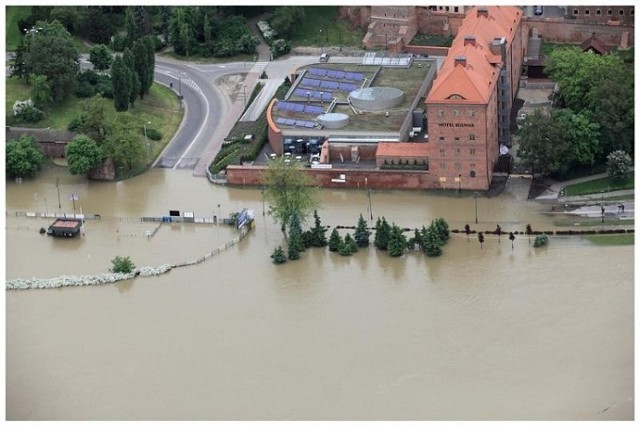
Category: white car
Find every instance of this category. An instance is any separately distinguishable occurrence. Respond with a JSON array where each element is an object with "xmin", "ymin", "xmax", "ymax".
[{"xmin": 319, "ymin": 53, "xmax": 329, "ymax": 62}]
